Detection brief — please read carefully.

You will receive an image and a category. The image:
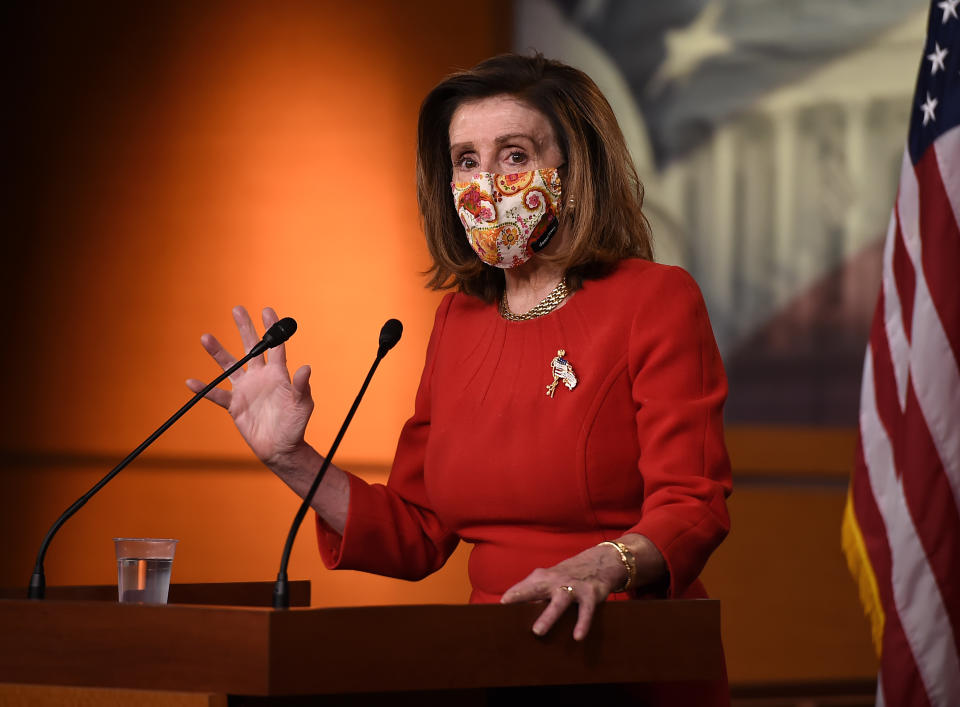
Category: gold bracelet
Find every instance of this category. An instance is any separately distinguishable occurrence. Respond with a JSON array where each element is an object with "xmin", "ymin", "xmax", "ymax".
[{"xmin": 598, "ymin": 540, "xmax": 637, "ymax": 593}]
